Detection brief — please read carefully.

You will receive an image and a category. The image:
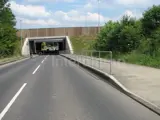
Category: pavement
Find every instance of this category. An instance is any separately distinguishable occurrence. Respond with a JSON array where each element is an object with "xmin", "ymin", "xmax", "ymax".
[
  {"xmin": 63, "ymin": 54, "xmax": 160, "ymax": 109},
  {"xmin": 0, "ymin": 55, "xmax": 160, "ymax": 120}
]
